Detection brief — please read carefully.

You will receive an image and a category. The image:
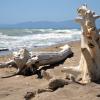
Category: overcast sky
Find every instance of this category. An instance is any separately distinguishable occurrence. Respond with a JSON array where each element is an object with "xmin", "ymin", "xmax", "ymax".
[{"xmin": 0, "ymin": 0, "xmax": 100, "ymax": 24}]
